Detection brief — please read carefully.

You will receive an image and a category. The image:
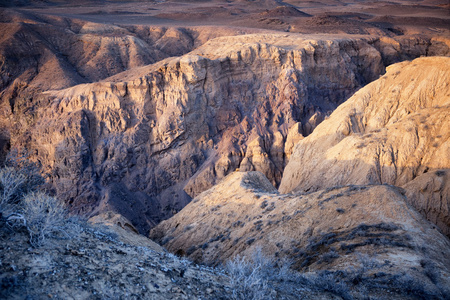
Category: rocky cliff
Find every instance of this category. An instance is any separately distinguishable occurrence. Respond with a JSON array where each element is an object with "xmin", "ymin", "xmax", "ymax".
[
  {"xmin": 149, "ymin": 56, "xmax": 450, "ymax": 297},
  {"xmin": 280, "ymin": 56, "xmax": 450, "ymax": 236},
  {"xmin": 1, "ymin": 8, "xmax": 450, "ymax": 233},
  {"xmin": 4, "ymin": 28, "xmax": 450, "ymax": 233}
]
